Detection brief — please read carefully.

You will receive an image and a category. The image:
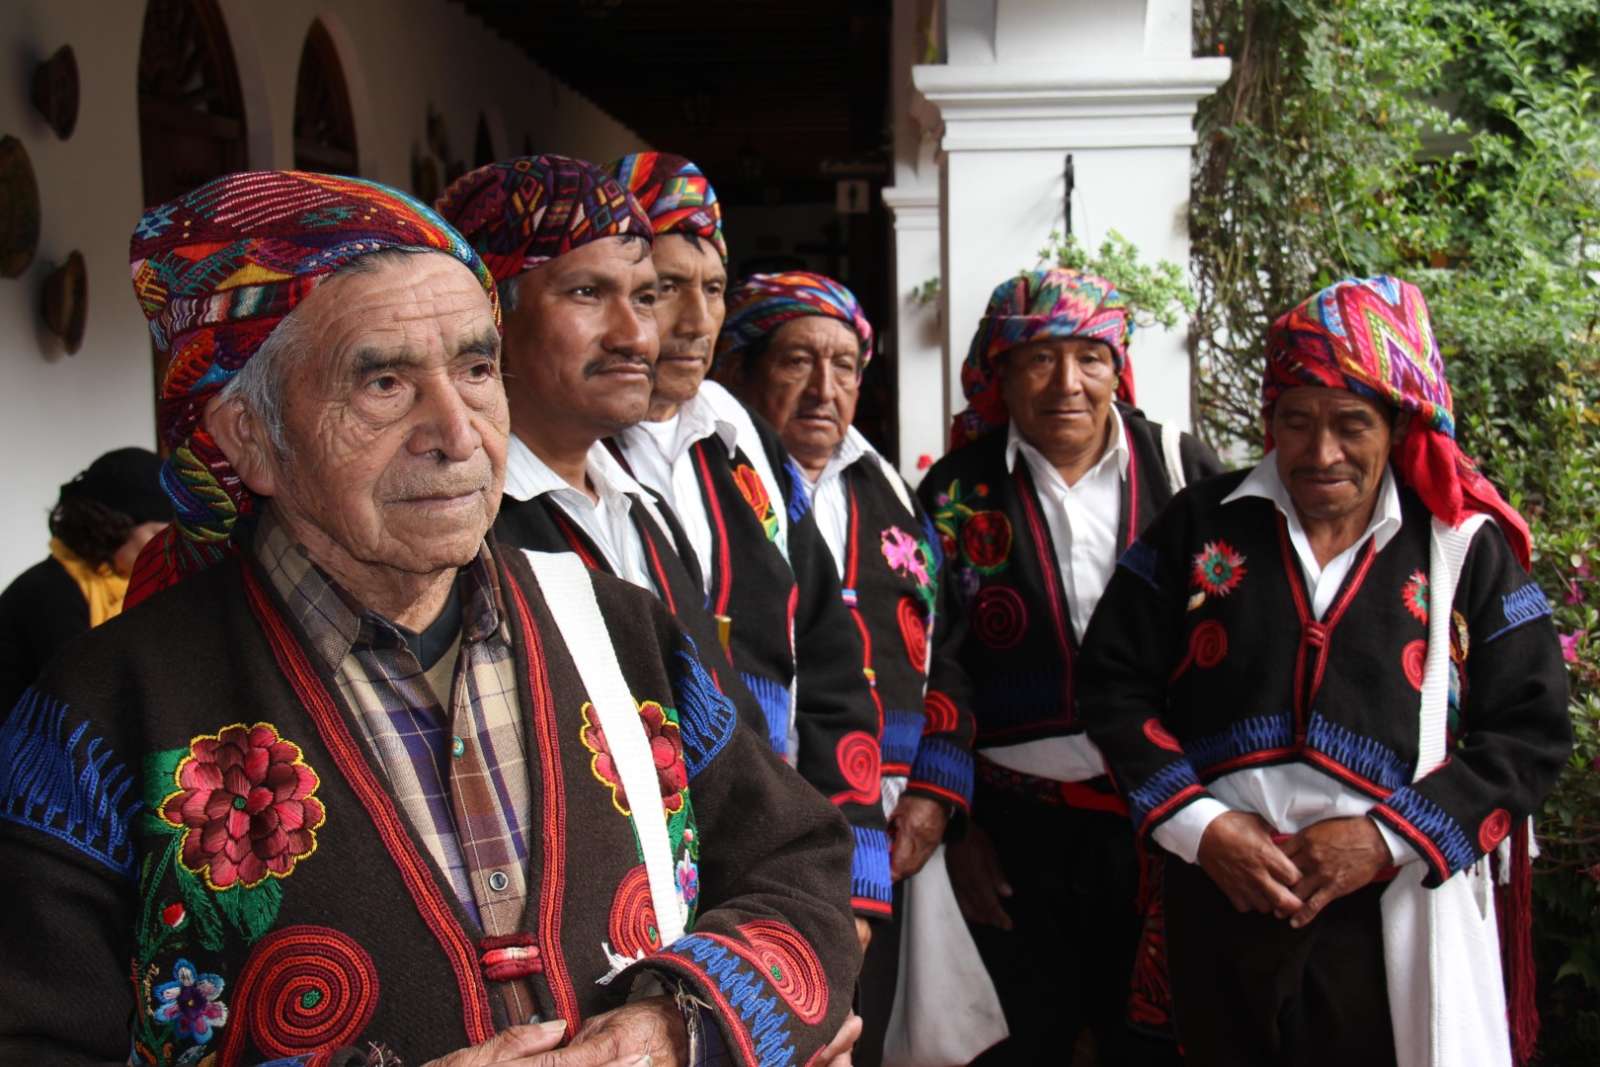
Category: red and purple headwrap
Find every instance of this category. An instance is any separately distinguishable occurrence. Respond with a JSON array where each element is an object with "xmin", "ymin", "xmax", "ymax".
[
  {"xmin": 1264, "ymin": 275, "xmax": 1532, "ymax": 569},
  {"xmin": 608, "ymin": 152, "xmax": 727, "ymax": 263},
  {"xmin": 434, "ymin": 154, "xmax": 651, "ymax": 284},
  {"xmin": 126, "ymin": 170, "xmax": 499, "ymax": 606},
  {"xmin": 950, "ymin": 267, "xmax": 1135, "ymax": 448},
  {"xmin": 715, "ymin": 271, "xmax": 874, "ymax": 372}
]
